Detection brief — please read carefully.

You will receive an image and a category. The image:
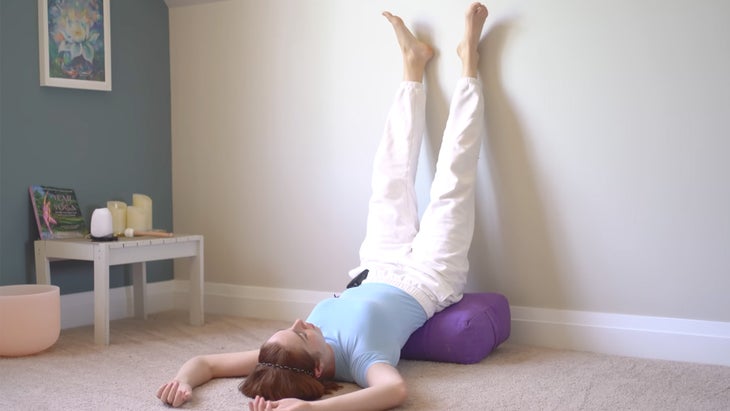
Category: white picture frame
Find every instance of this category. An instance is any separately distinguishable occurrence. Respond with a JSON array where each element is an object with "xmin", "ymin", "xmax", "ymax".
[{"xmin": 38, "ymin": 0, "xmax": 112, "ymax": 91}]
